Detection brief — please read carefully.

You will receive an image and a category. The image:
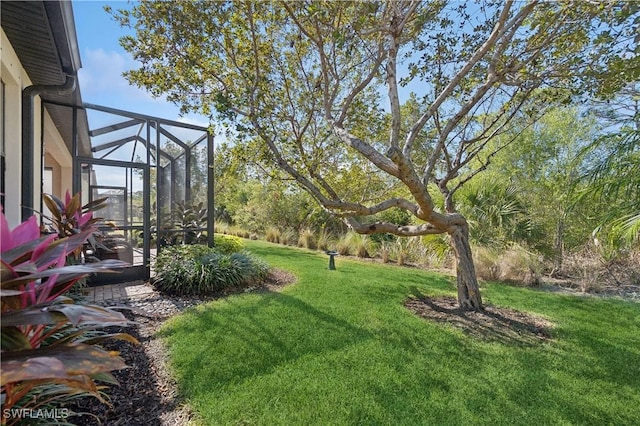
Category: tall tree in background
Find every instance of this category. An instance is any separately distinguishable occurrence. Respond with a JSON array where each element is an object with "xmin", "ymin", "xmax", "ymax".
[{"xmin": 111, "ymin": 1, "xmax": 638, "ymax": 310}]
